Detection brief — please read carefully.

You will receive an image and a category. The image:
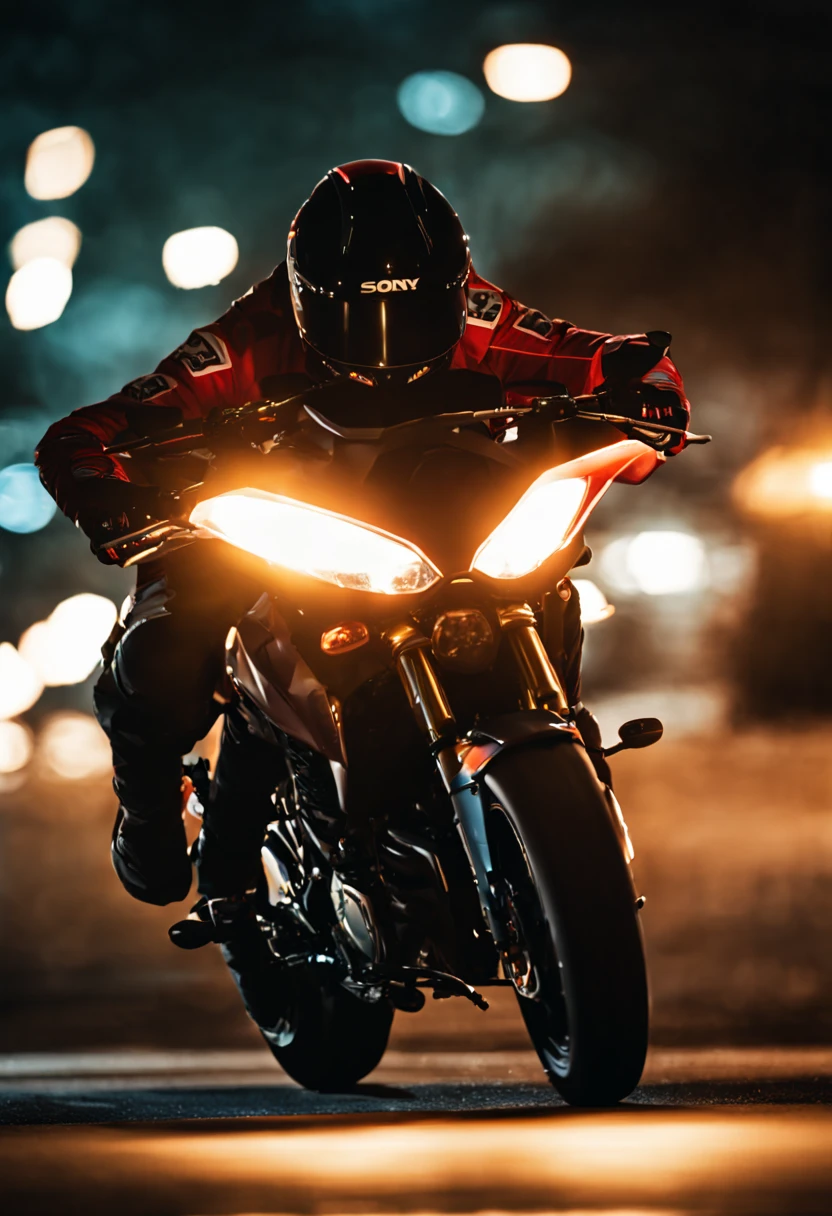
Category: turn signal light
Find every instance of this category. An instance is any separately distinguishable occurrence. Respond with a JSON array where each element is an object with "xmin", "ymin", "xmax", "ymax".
[{"xmin": 321, "ymin": 621, "xmax": 370, "ymax": 655}]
